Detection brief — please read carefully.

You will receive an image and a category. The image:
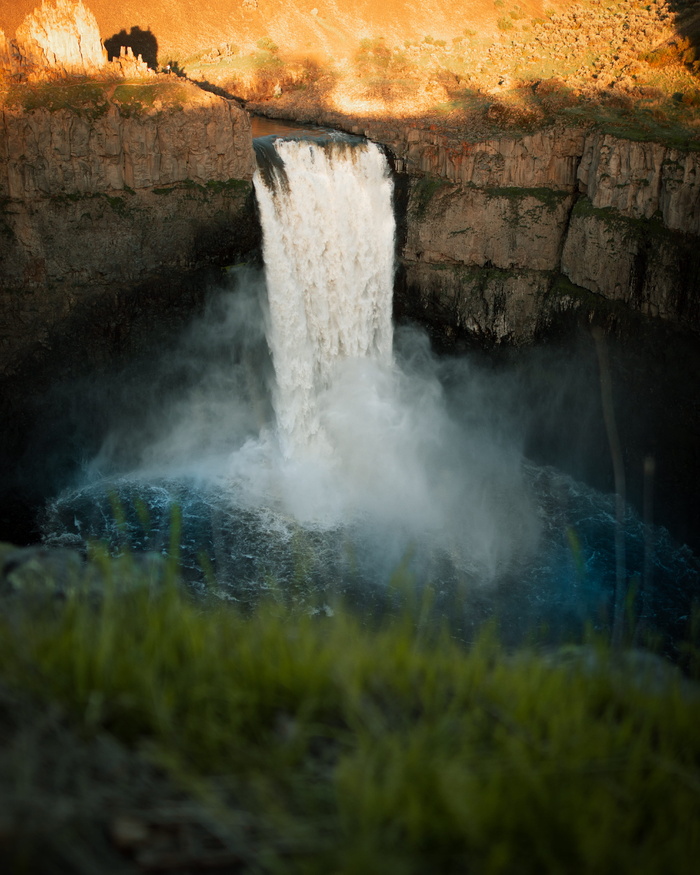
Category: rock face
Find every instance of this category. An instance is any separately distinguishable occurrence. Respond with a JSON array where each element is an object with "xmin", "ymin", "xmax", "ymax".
[
  {"xmin": 377, "ymin": 122, "xmax": 700, "ymax": 344},
  {"xmin": 405, "ymin": 181, "xmax": 574, "ymax": 271},
  {"xmin": 395, "ymin": 127, "xmax": 586, "ymax": 192},
  {"xmin": 0, "ymin": 30, "xmax": 15, "ymax": 78},
  {"xmin": 0, "ymin": 97, "xmax": 255, "ymax": 197},
  {"xmin": 15, "ymin": 0, "xmax": 106, "ymax": 74},
  {"xmin": 576, "ymin": 132, "xmax": 700, "ymax": 234},
  {"xmin": 560, "ymin": 201, "xmax": 699, "ymax": 325},
  {"xmin": 0, "ymin": 89, "xmax": 257, "ymax": 378}
]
